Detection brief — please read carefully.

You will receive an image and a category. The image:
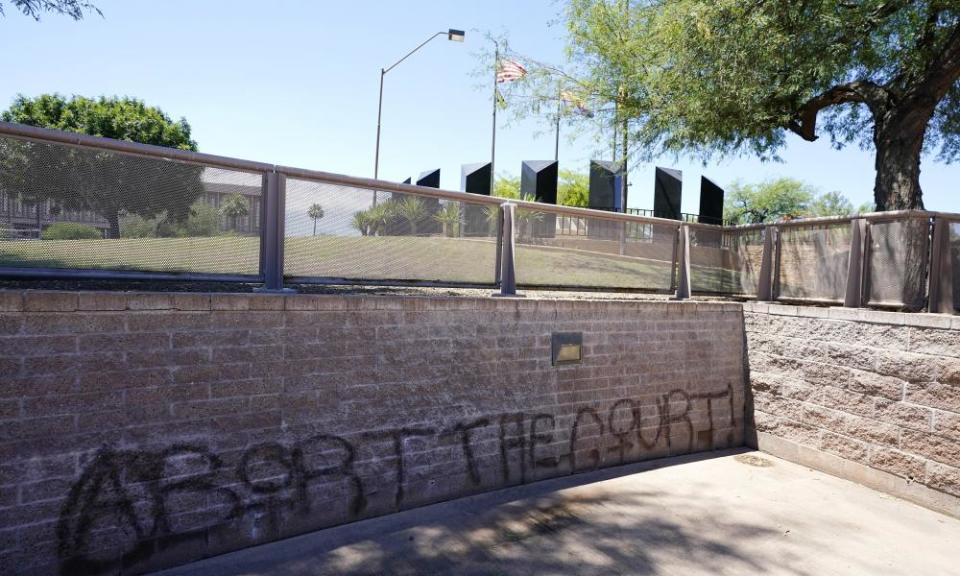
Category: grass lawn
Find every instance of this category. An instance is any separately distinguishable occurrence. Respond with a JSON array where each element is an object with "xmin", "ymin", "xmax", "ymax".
[{"xmin": 0, "ymin": 235, "xmax": 747, "ymax": 292}]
